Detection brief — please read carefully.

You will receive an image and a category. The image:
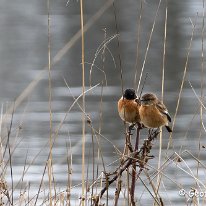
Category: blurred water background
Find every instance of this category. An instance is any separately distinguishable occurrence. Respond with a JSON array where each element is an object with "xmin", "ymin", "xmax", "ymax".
[{"xmin": 0, "ymin": 0, "xmax": 206, "ymax": 205}]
